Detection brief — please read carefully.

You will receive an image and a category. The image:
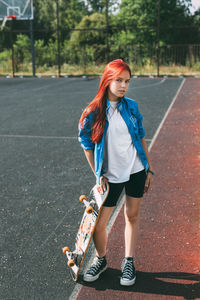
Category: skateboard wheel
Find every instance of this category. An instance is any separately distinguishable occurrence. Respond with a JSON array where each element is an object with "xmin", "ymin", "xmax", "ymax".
[
  {"xmin": 62, "ymin": 247, "xmax": 70, "ymax": 254},
  {"xmin": 80, "ymin": 195, "xmax": 87, "ymax": 203},
  {"xmin": 86, "ymin": 206, "xmax": 94, "ymax": 214},
  {"xmin": 68, "ymin": 259, "xmax": 75, "ymax": 267}
]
